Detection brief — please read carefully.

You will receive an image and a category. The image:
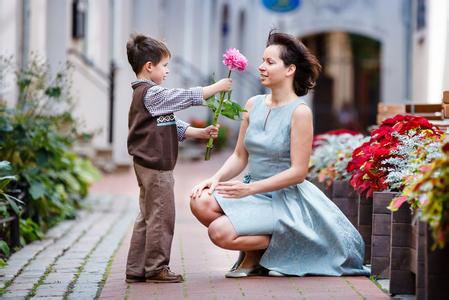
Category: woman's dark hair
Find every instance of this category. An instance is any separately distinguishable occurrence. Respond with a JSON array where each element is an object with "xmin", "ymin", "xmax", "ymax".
[{"xmin": 266, "ymin": 30, "xmax": 322, "ymax": 96}]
